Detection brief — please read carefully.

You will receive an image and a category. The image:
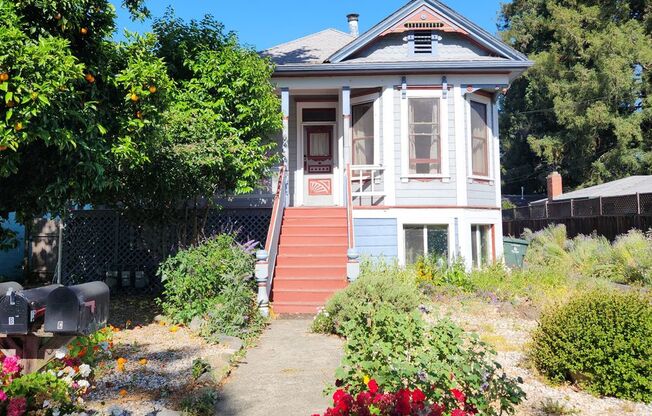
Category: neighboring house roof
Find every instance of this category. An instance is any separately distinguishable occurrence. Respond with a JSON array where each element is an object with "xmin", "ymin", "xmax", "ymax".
[
  {"xmin": 552, "ymin": 176, "xmax": 652, "ymax": 201},
  {"xmin": 261, "ymin": 29, "xmax": 356, "ymax": 65},
  {"xmin": 261, "ymin": 0, "xmax": 533, "ymax": 76}
]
